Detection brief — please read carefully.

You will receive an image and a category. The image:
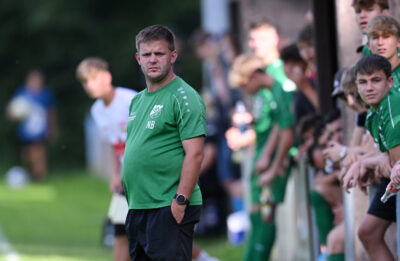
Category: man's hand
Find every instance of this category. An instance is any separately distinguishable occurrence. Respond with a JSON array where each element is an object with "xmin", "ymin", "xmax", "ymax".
[
  {"xmin": 255, "ymin": 156, "xmax": 270, "ymax": 174},
  {"xmin": 225, "ymin": 127, "xmax": 255, "ymax": 150},
  {"xmin": 391, "ymin": 162, "xmax": 400, "ymax": 186},
  {"xmin": 342, "ymin": 161, "xmax": 360, "ymax": 193},
  {"xmin": 110, "ymin": 176, "xmax": 124, "ymax": 193},
  {"xmin": 258, "ymin": 167, "xmax": 282, "ymax": 187},
  {"xmin": 171, "ymin": 199, "xmax": 186, "ymax": 224},
  {"xmin": 338, "ymin": 152, "xmax": 358, "ymax": 182}
]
